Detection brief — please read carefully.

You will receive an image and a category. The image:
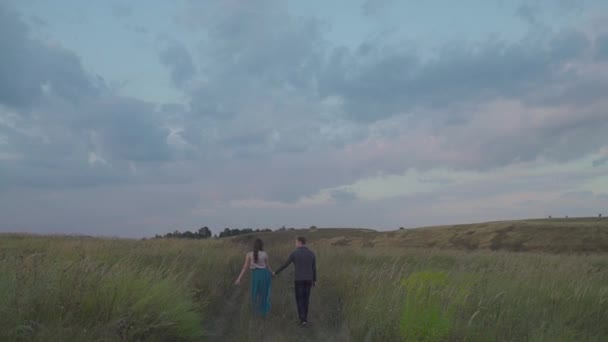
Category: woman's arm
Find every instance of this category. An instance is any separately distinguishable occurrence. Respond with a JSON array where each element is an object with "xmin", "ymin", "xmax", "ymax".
[{"xmin": 234, "ymin": 253, "xmax": 251, "ymax": 285}]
